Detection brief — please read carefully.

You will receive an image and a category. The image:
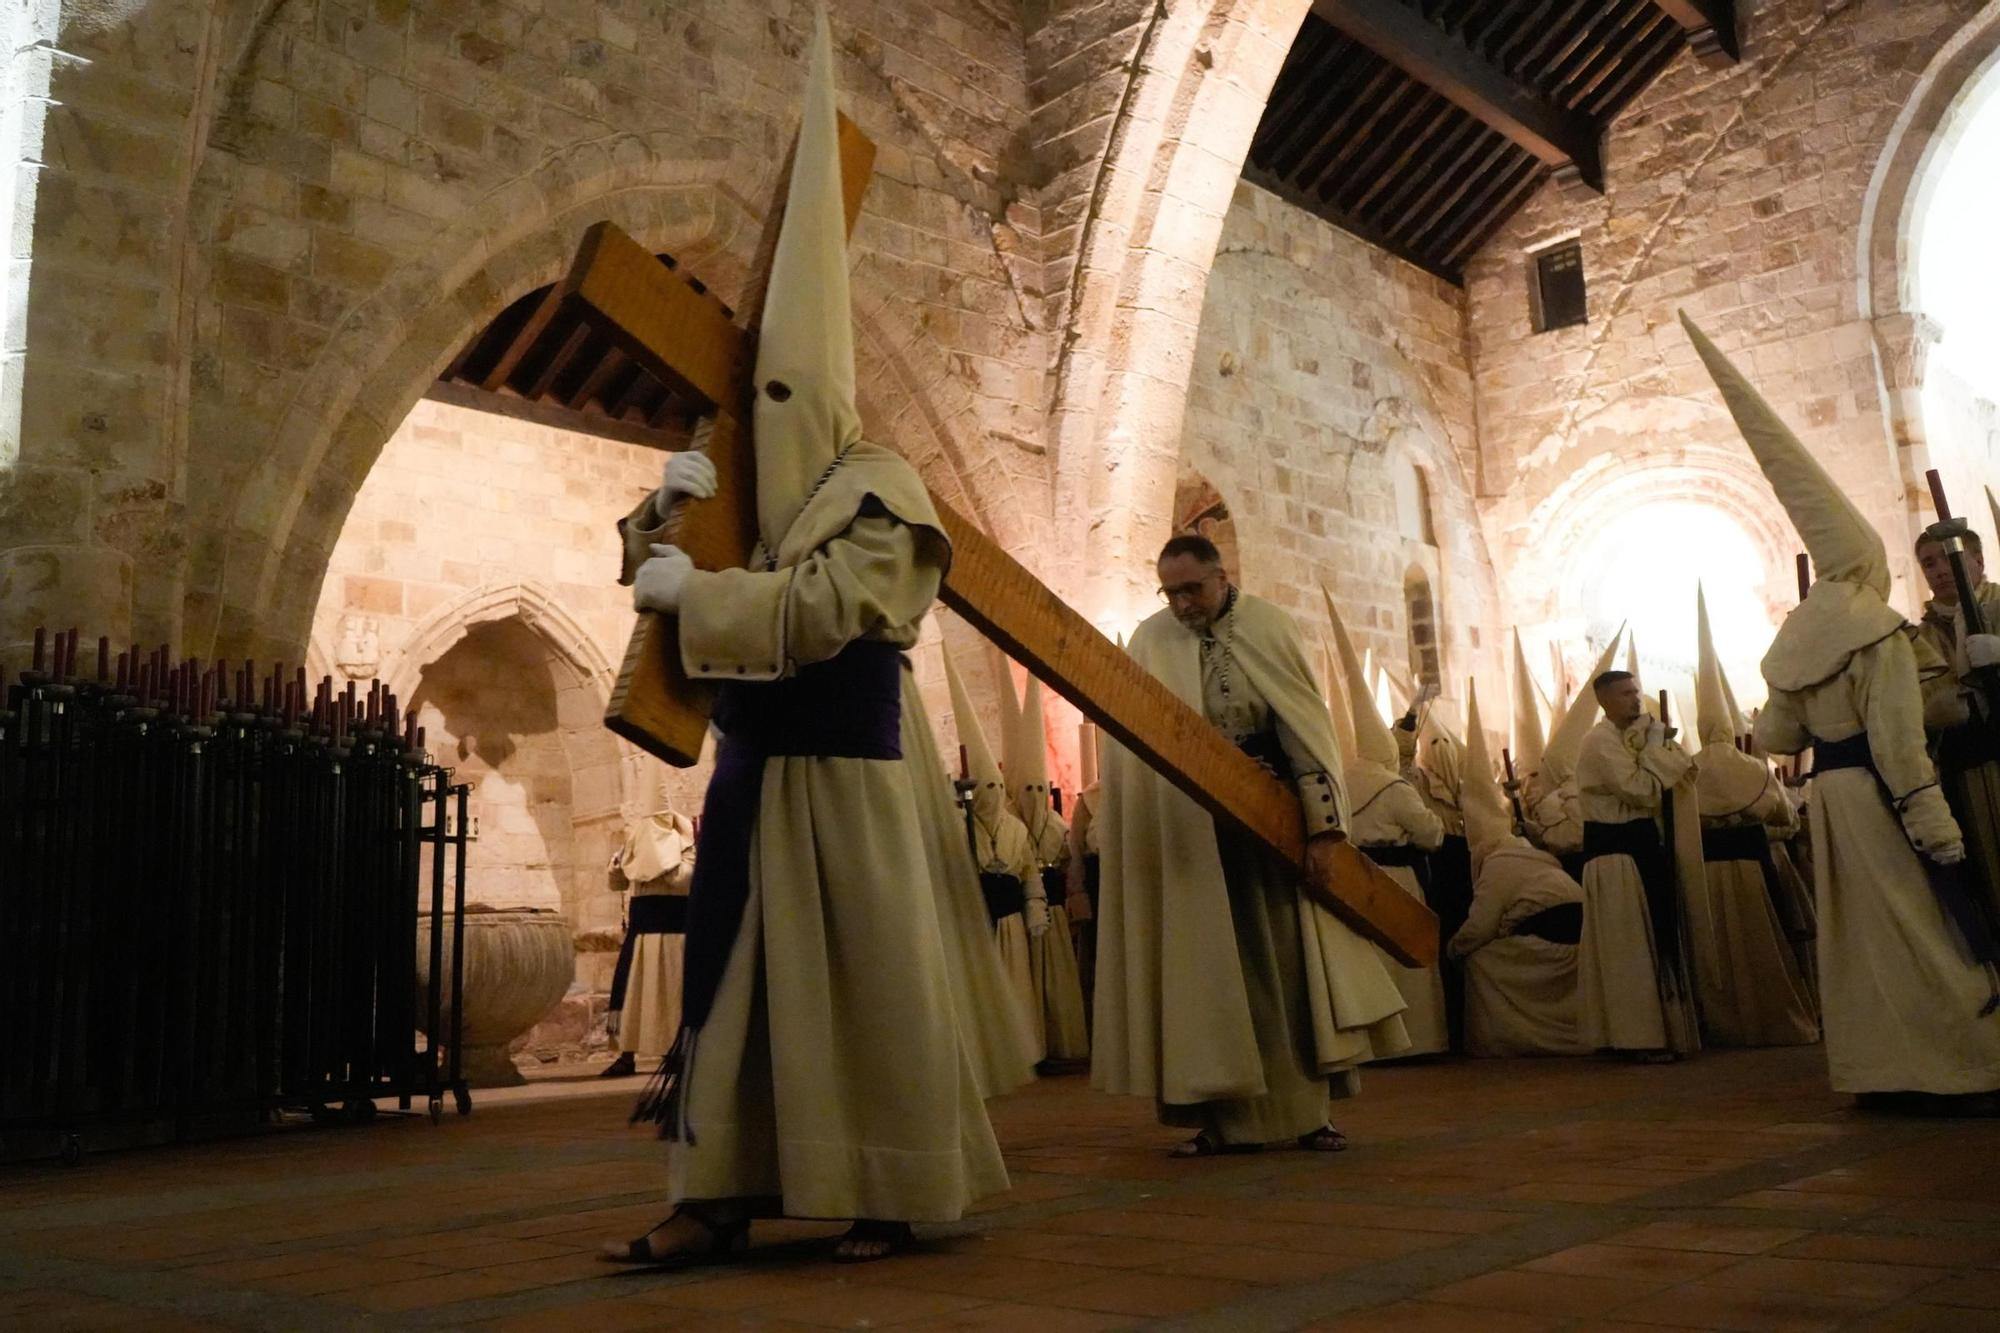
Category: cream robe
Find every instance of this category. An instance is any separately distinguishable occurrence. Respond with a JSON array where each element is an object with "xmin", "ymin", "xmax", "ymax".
[
  {"xmin": 899, "ymin": 666, "xmax": 1039, "ymax": 1098},
  {"xmin": 657, "ymin": 507, "xmax": 1007, "ymax": 1220},
  {"xmin": 1575, "ymin": 718, "xmax": 1702, "ymax": 1054},
  {"xmin": 973, "ymin": 809, "xmax": 1045, "ymax": 1064},
  {"xmin": 1024, "ymin": 809, "xmax": 1091, "ymax": 1062},
  {"xmin": 1449, "ymin": 845, "xmax": 1589, "ymax": 1057},
  {"xmin": 1095, "ymin": 595, "xmax": 1409, "ymax": 1145},
  {"xmin": 1693, "ymin": 761, "xmax": 1819, "ymax": 1048},
  {"xmin": 612, "ymin": 812, "xmax": 696, "ymax": 1059},
  {"xmin": 1349, "ymin": 767, "xmax": 1449, "ymax": 1056},
  {"xmin": 1757, "ymin": 631, "xmax": 2000, "ymax": 1095}
]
